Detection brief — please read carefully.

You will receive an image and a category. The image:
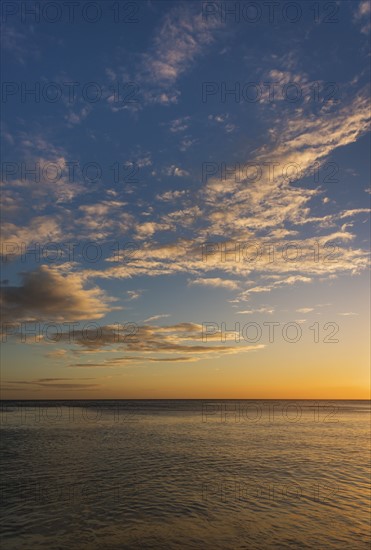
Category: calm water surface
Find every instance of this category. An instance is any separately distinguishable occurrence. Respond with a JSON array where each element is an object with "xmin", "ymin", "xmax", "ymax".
[{"xmin": 0, "ymin": 400, "xmax": 370, "ymax": 549}]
